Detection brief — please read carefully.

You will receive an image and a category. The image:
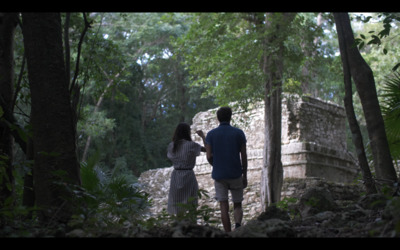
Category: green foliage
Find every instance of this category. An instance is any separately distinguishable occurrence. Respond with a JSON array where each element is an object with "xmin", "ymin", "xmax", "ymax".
[
  {"xmin": 276, "ymin": 197, "xmax": 299, "ymax": 219},
  {"xmin": 177, "ymin": 13, "xmax": 265, "ymax": 106},
  {"xmin": 348, "ymin": 13, "xmax": 400, "ymax": 158},
  {"xmin": 68, "ymin": 153, "xmax": 151, "ymax": 230},
  {"xmin": 8, "ymin": 12, "xmax": 400, "ymax": 236},
  {"xmin": 354, "ymin": 13, "xmax": 400, "ymax": 72},
  {"xmin": 76, "ymin": 13, "xmax": 216, "ymax": 177},
  {"xmin": 77, "ymin": 105, "xmax": 116, "ymax": 139},
  {"xmin": 0, "ymin": 155, "xmax": 12, "ymax": 195},
  {"xmin": 381, "ymin": 72, "xmax": 400, "ymax": 162},
  {"xmin": 171, "ymin": 189, "xmax": 216, "ymax": 225},
  {"xmin": 177, "ymin": 12, "xmax": 346, "ymax": 109},
  {"xmin": 387, "ymin": 197, "xmax": 400, "ymax": 234},
  {"xmin": 304, "ymin": 197, "xmax": 320, "ymax": 207},
  {"xmin": 279, "ymin": 196, "xmax": 297, "ymax": 207},
  {"xmin": 141, "ymin": 189, "xmax": 217, "ymax": 230},
  {"xmin": 283, "ymin": 78, "xmax": 304, "ymax": 96},
  {"xmin": 0, "ymin": 204, "xmax": 38, "ymax": 237},
  {"xmin": 0, "ymin": 154, "xmax": 38, "ymax": 235}
]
